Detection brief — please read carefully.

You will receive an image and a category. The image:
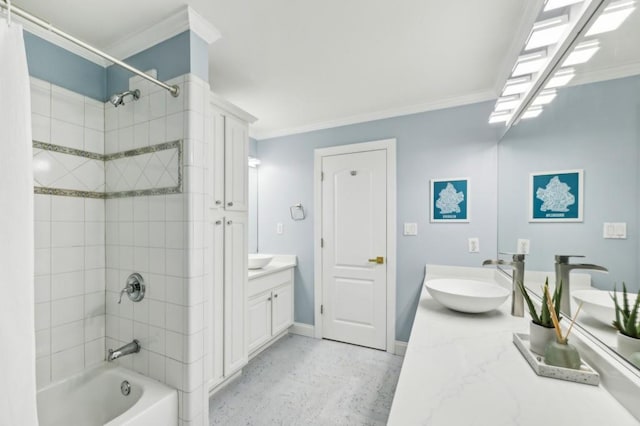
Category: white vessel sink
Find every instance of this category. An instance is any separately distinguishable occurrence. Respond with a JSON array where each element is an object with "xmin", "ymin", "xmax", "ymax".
[
  {"xmin": 248, "ymin": 254, "xmax": 274, "ymax": 270},
  {"xmin": 424, "ymin": 278, "xmax": 509, "ymax": 314},
  {"xmin": 572, "ymin": 289, "xmax": 635, "ymax": 327}
]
